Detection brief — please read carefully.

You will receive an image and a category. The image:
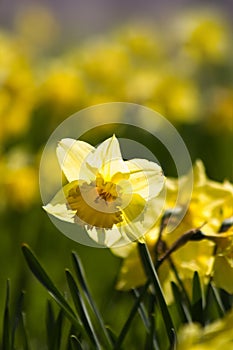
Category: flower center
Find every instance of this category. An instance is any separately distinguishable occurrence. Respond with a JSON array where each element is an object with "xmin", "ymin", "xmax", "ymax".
[
  {"xmin": 66, "ymin": 174, "xmax": 123, "ymax": 229},
  {"xmin": 95, "ymin": 173, "xmax": 119, "ymax": 202}
]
